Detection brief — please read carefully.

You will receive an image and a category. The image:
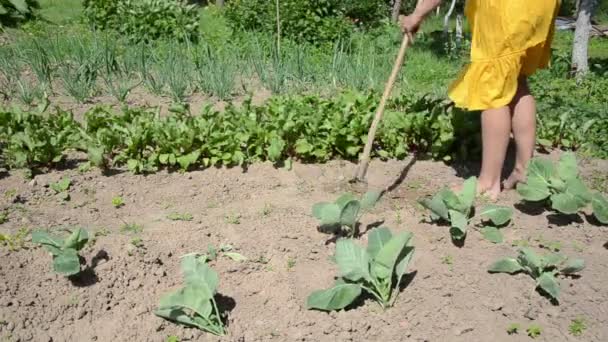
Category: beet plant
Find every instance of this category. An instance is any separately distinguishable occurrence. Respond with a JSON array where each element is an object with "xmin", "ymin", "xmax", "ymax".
[
  {"xmin": 312, "ymin": 191, "xmax": 381, "ymax": 237},
  {"xmin": 32, "ymin": 228, "xmax": 89, "ymax": 276},
  {"xmin": 488, "ymin": 247, "xmax": 584, "ymax": 302},
  {"xmin": 418, "ymin": 177, "xmax": 513, "ymax": 242},
  {"xmin": 155, "ymin": 255, "xmax": 226, "ymax": 336},
  {"xmin": 306, "ymin": 227, "xmax": 414, "ymax": 311},
  {"xmin": 516, "ymin": 152, "xmax": 608, "ymax": 224}
]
